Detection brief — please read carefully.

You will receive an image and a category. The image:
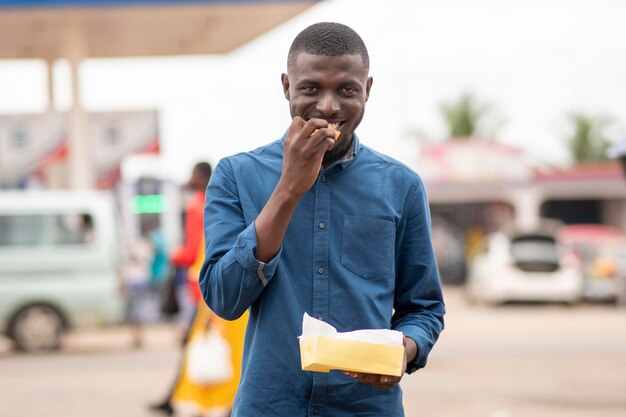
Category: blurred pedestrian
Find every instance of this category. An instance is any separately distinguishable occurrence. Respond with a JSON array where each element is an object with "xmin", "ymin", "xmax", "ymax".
[
  {"xmin": 150, "ymin": 162, "xmax": 247, "ymax": 417},
  {"xmin": 125, "ymin": 215, "xmax": 169, "ymax": 349},
  {"xmin": 169, "ymin": 162, "xmax": 213, "ymax": 328}
]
